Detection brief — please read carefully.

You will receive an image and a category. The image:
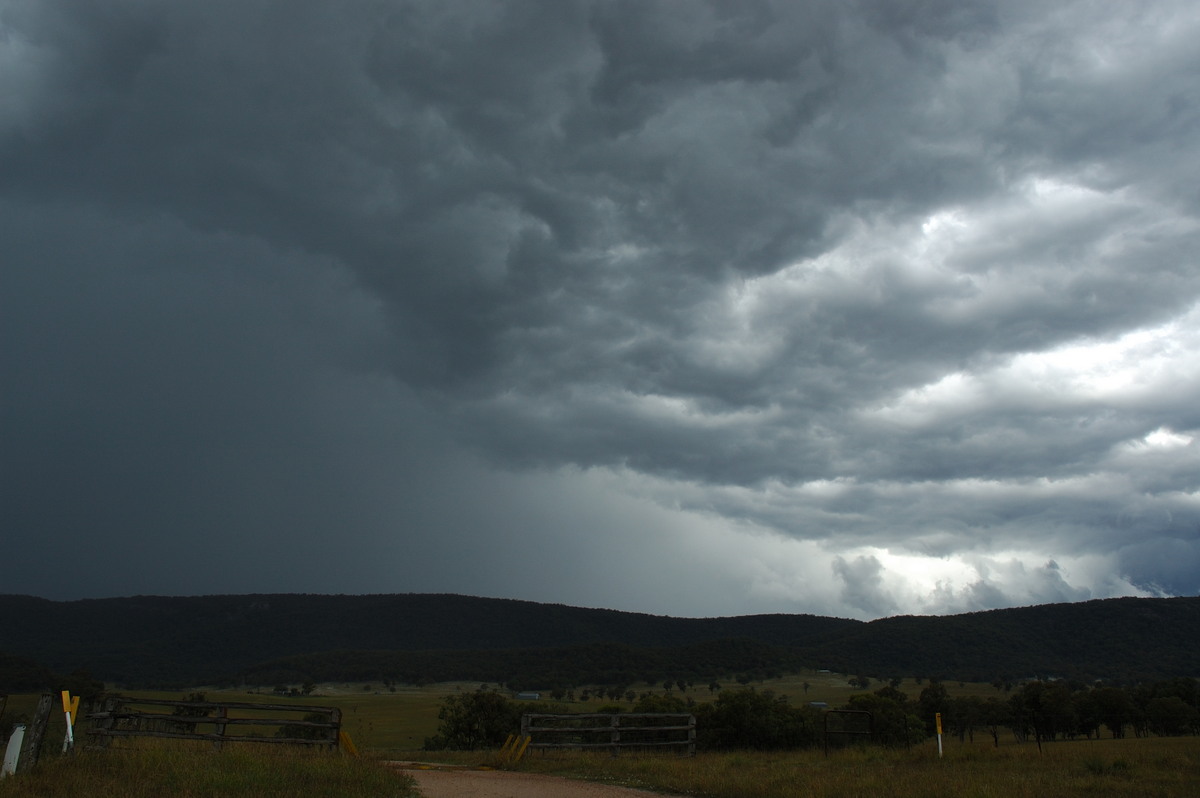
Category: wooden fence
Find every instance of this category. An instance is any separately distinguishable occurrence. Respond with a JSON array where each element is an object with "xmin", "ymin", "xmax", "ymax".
[
  {"xmin": 521, "ymin": 713, "xmax": 695, "ymax": 757},
  {"xmin": 823, "ymin": 709, "xmax": 874, "ymax": 756},
  {"xmin": 88, "ymin": 697, "xmax": 342, "ymax": 750}
]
